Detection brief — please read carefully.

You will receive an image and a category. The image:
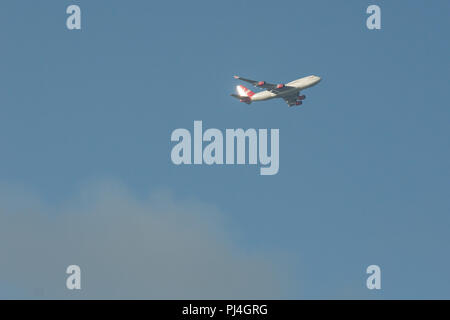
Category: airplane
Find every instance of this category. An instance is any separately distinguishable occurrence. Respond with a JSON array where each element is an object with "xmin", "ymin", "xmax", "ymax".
[{"xmin": 231, "ymin": 75, "xmax": 321, "ymax": 107}]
